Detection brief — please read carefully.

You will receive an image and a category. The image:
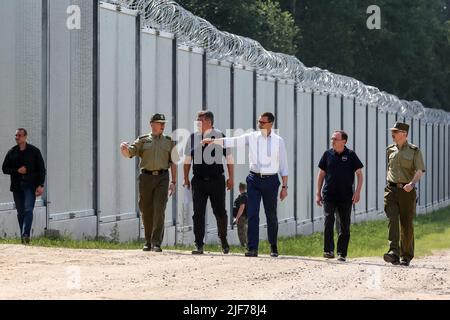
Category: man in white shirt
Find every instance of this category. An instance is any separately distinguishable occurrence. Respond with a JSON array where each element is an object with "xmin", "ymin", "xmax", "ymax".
[{"xmin": 202, "ymin": 112, "xmax": 288, "ymax": 257}]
